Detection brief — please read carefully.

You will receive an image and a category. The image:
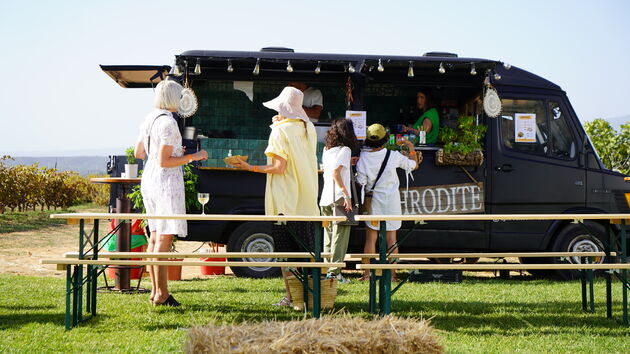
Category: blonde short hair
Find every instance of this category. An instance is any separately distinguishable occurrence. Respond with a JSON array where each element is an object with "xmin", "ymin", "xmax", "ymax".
[{"xmin": 153, "ymin": 80, "xmax": 183, "ymax": 110}]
